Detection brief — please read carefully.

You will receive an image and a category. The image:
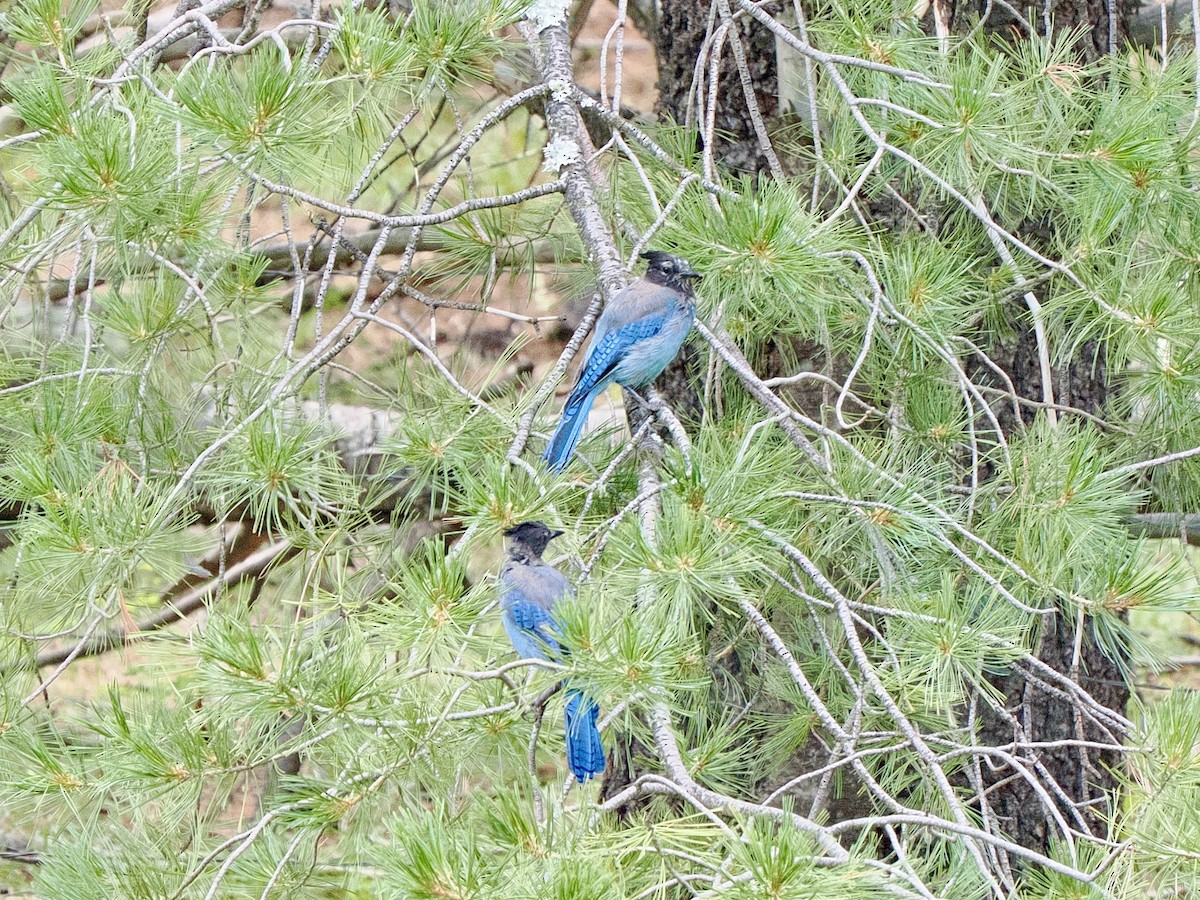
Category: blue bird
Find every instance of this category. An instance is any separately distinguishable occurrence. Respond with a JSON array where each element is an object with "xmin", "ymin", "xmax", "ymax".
[
  {"xmin": 498, "ymin": 521, "xmax": 605, "ymax": 782},
  {"xmin": 543, "ymin": 250, "xmax": 700, "ymax": 472}
]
